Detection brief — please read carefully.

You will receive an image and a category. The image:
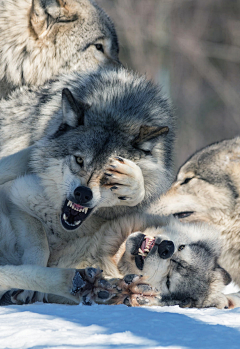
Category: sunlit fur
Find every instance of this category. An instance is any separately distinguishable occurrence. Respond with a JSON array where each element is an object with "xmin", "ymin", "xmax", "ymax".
[
  {"xmin": 0, "ymin": 0, "xmax": 119, "ymax": 98},
  {"xmin": 152, "ymin": 137, "xmax": 240, "ymax": 288}
]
